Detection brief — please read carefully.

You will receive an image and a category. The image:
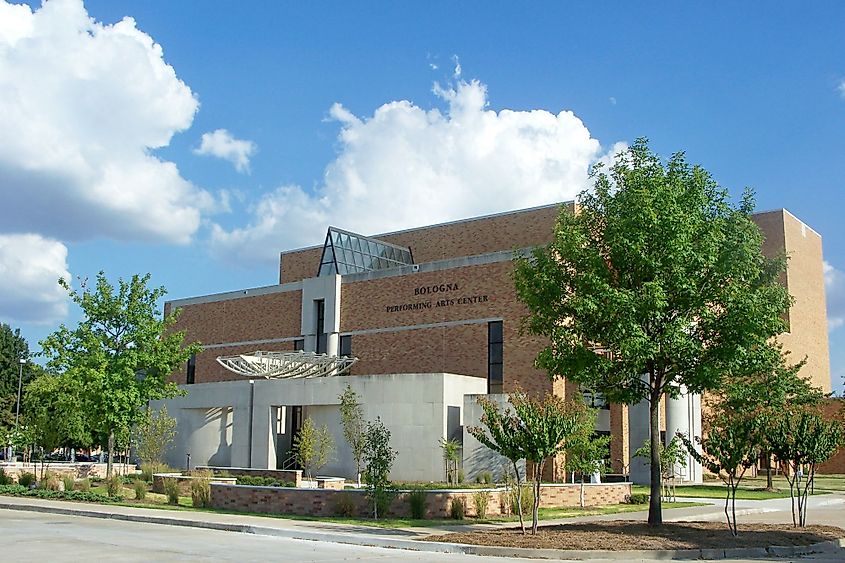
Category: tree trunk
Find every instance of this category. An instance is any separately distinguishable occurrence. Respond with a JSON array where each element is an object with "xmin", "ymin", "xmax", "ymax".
[
  {"xmin": 512, "ymin": 460, "xmax": 525, "ymax": 535},
  {"xmin": 107, "ymin": 428, "xmax": 115, "ymax": 479},
  {"xmin": 648, "ymin": 389, "xmax": 663, "ymax": 526},
  {"xmin": 765, "ymin": 451, "xmax": 773, "ymax": 490},
  {"xmin": 532, "ymin": 462, "xmax": 542, "ymax": 535}
]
